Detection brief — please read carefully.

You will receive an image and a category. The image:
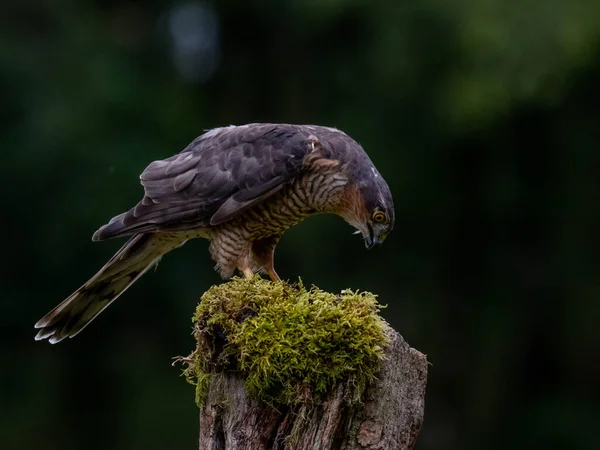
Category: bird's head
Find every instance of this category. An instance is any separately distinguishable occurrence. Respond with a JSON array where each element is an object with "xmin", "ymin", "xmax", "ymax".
[{"xmin": 341, "ymin": 165, "xmax": 395, "ymax": 250}]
